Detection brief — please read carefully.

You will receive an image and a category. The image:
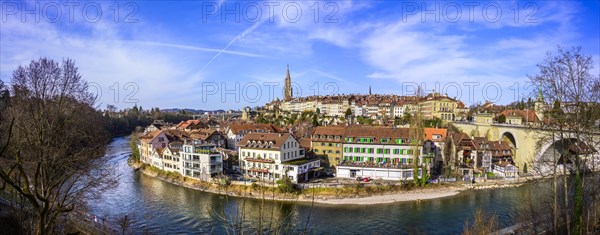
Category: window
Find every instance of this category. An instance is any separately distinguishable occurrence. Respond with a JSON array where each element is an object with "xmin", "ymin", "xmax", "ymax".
[
  {"xmin": 380, "ymin": 138, "xmax": 390, "ymax": 143},
  {"xmin": 354, "ymin": 147, "xmax": 360, "ymax": 153}
]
